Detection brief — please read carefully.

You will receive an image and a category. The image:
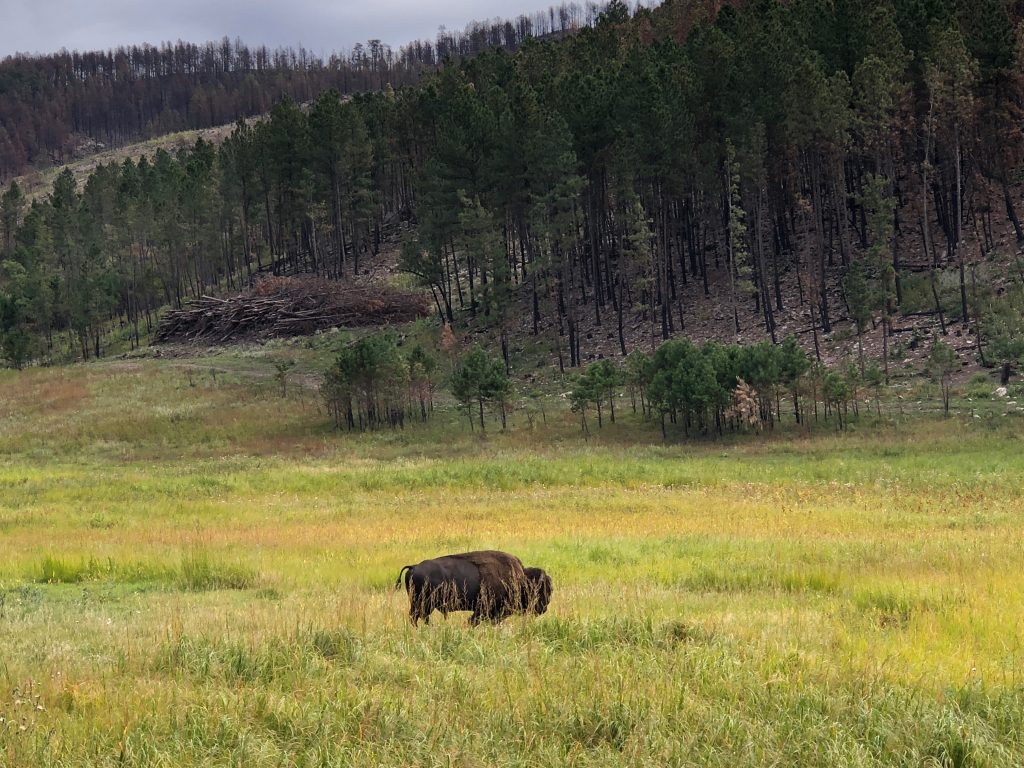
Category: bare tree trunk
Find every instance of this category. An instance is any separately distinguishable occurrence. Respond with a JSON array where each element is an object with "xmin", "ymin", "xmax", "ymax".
[
  {"xmin": 811, "ymin": 153, "xmax": 831, "ymax": 334},
  {"xmin": 955, "ymin": 124, "xmax": 968, "ymax": 324},
  {"xmin": 755, "ymin": 188, "xmax": 775, "ymax": 342},
  {"xmin": 1003, "ymin": 180, "xmax": 1024, "ymax": 244},
  {"xmin": 922, "ymin": 107, "xmax": 947, "ymax": 336}
]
